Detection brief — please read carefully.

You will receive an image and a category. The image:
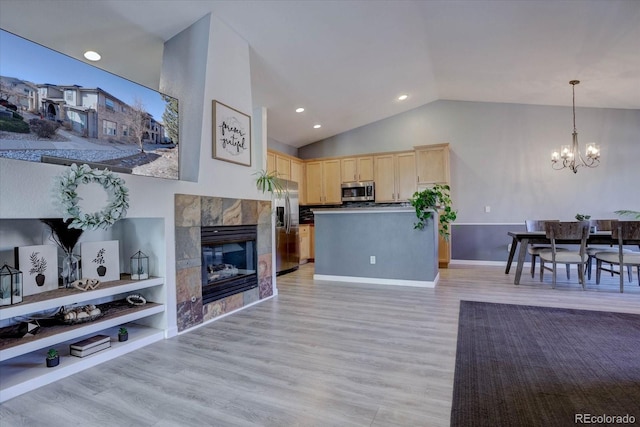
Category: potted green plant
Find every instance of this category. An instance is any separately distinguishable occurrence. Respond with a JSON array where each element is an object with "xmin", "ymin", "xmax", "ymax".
[
  {"xmin": 254, "ymin": 169, "xmax": 284, "ymax": 197},
  {"xmin": 118, "ymin": 327, "xmax": 128, "ymax": 342},
  {"xmin": 46, "ymin": 348, "xmax": 59, "ymax": 367},
  {"xmin": 408, "ymin": 184, "xmax": 457, "ymax": 240}
]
